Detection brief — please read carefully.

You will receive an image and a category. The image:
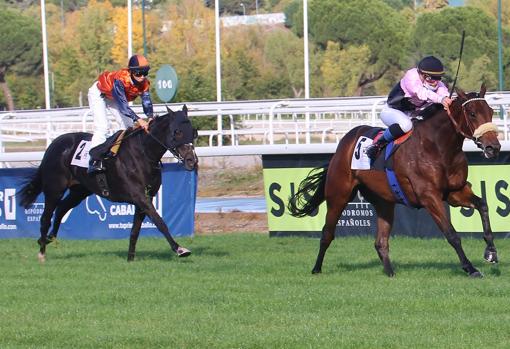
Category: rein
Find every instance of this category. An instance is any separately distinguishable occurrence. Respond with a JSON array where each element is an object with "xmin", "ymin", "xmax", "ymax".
[{"xmin": 146, "ymin": 132, "xmax": 189, "ymax": 162}]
